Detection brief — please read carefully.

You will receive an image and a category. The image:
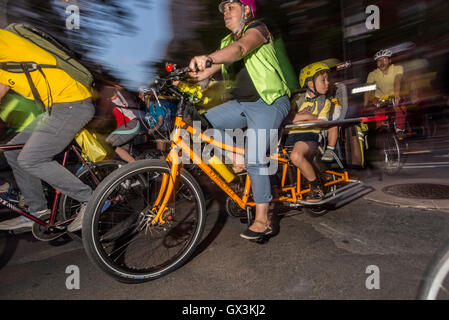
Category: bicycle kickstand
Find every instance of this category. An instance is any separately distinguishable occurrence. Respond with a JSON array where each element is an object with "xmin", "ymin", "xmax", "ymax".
[{"xmin": 246, "ymin": 206, "xmax": 253, "ymax": 228}]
